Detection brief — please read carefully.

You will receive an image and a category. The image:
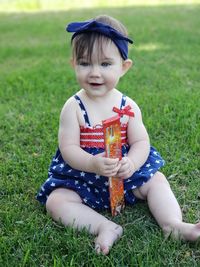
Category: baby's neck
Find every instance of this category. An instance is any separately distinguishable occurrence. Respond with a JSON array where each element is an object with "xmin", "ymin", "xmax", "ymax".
[
  {"xmin": 80, "ymin": 88, "xmax": 118, "ymax": 103},
  {"xmin": 77, "ymin": 89, "xmax": 124, "ymax": 127}
]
